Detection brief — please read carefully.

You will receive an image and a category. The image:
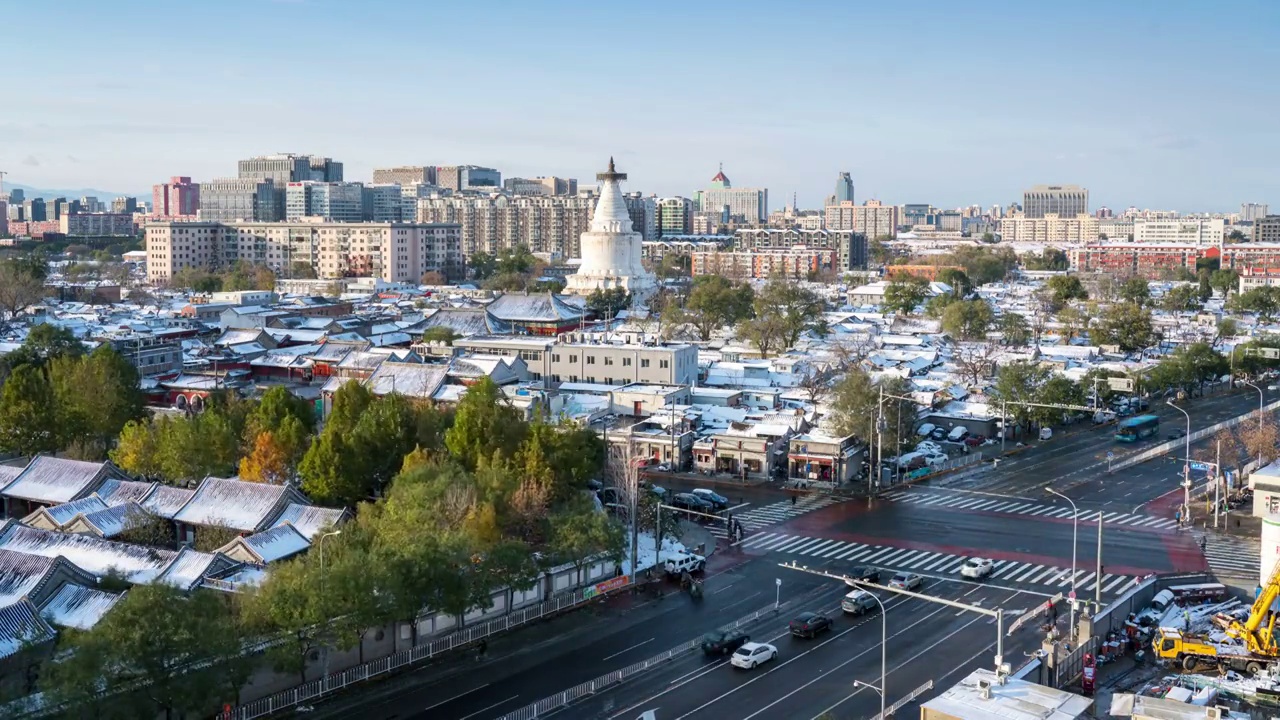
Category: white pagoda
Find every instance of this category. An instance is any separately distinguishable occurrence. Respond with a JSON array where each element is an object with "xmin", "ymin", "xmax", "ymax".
[{"xmin": 564, "ymin": 158, "xmax": 655, "ymax": 298}]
